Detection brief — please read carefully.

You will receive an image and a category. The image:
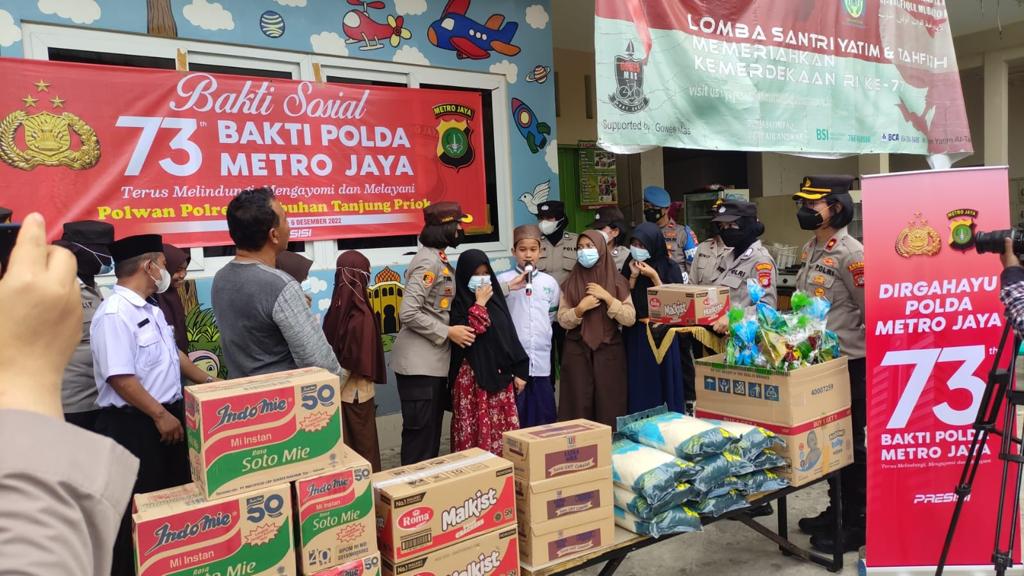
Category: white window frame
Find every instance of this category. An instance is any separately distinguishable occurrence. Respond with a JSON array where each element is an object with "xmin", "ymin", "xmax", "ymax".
[{"xmin": 22, "ymin": 23, "xmax": 515, "ymax": 278}]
